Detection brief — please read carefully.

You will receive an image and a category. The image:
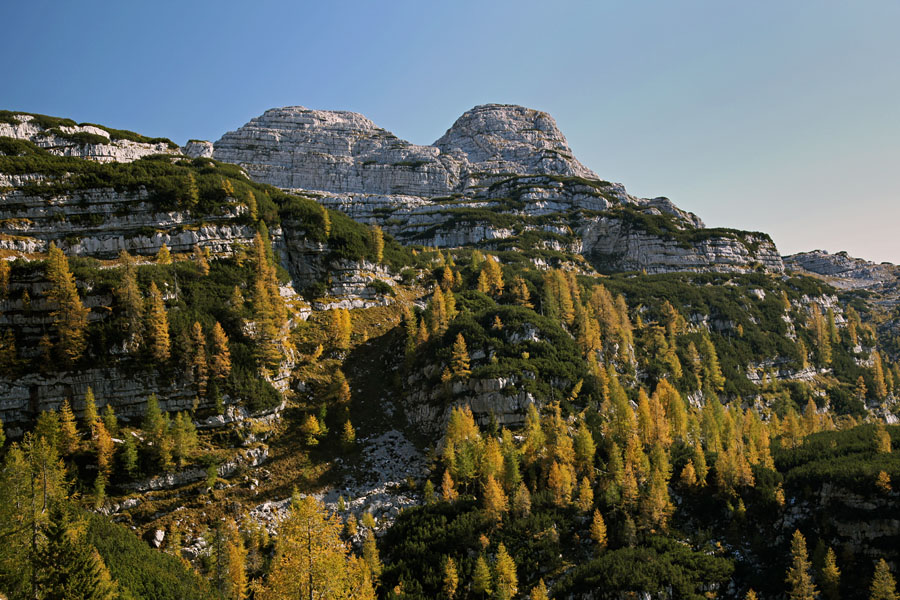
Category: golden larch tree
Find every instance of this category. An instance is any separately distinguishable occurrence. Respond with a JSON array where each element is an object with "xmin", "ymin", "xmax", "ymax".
[
  {"xmin": 191, "ymin": 321, "xmax": 209, "ymax": 396},
  {"xmin": 530, "ymin": 579, "xmax": 549, "ymax": 600},
  {"xmin": 821, "ymin": 547, "xmax": 840, "ymax": 600},
  {"xmin": 493, "ymin": 543, "xmax": 518, "ymax": 600},
  {"xmin": 450, "ymin": 333, "xmax": 471, "ymax": 378},
  {"xmin": 870, "ymin": 558, "xmax": 898, "ymax": 600},
  {"xmin": 58, "ymin": 399, "xmax": 79, "ymax": 455},
  {"xmin": 442, "ymin": 556, "xmax": 459, "ymax": 599},
  {"xmin": 255, "ymin": 494, "xmax": 375, "ymax": 600},
  {"xmin": 786, "ymin": 529, "xmax": 818, "ymax": 600},
  {"xmin": 370, "ymin": 225, "xmax": 384, "ymax": 264},
  {"xmin": 209, "ymin": 321, "xmax": 232, "ymax": 380},
  {"xmin": 483, "ymin": 475, "xmax": 508, "ymax": 523},
  {"xmin": 115, "ymin": 250, "xmax": 144, "ymax": 353},
  {"xmin": 146, "ymin": 282, "xmax": 171, "ymax": 362},
  {"xmin": 45, "ymin": 243, "xmax": 89, "ymax": 364},
  {"xmin": 156, "ymin": 243, "xmax": 172, "ymax": 265},
  {"xmin": 472, "ymin": 555, "xmax": 492, "ymax": 598},
  {"xmin": 225, "ymin": 518, "xmax": 248, "ymax": 600}
]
